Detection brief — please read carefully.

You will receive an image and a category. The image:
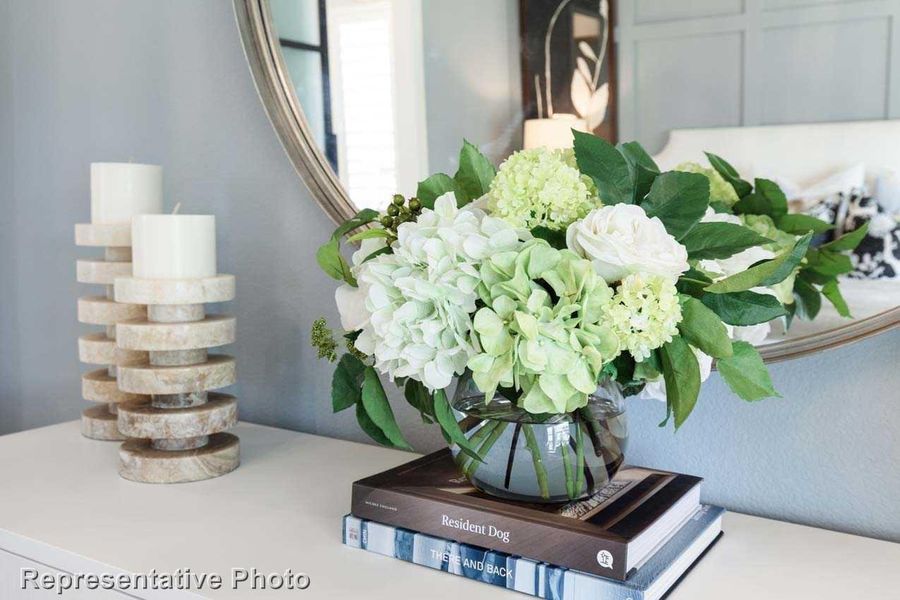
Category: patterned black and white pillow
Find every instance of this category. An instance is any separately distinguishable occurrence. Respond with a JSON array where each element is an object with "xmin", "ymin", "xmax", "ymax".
[{"xmin": 838, "ymin": 194, "xmax": 900, "ymax": 280}]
